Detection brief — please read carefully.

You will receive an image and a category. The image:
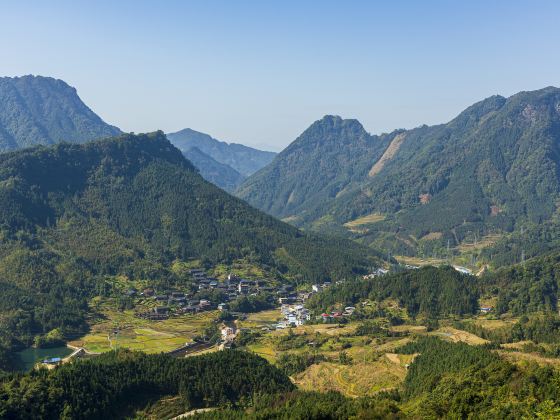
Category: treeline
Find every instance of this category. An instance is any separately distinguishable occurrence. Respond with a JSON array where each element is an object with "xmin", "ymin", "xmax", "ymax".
[
  {"xmin": 482, "ymin": 221, "xmax": 560, "ymax": 267},
  {"xmin": 456, "ymin": 314, "xmax": 560, "ymax": 346},
  {"xmin": 0, "ymin": 350, "xmax": 293, "ymax": 419},
  {"xmin": 396, "ymin": 337, "xmax": 560, "ymax": 418},
  {"xmin": 190, "ymin": 390, "xmax": 403, "ymax": 419},
  {"xmin": 306, "ymin": 266, "xmax": 479, "ymax": 318},
  {"xmin": 480, "ymin": 252, "xmax": 560, "ymax": 315},
  {"xmin": 0, "ymin": 132, "xmax": 381, "ymax": 363},
  {"xmin": 307, "ymin": 254, "xmax": 560, "ymax": 320}
]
